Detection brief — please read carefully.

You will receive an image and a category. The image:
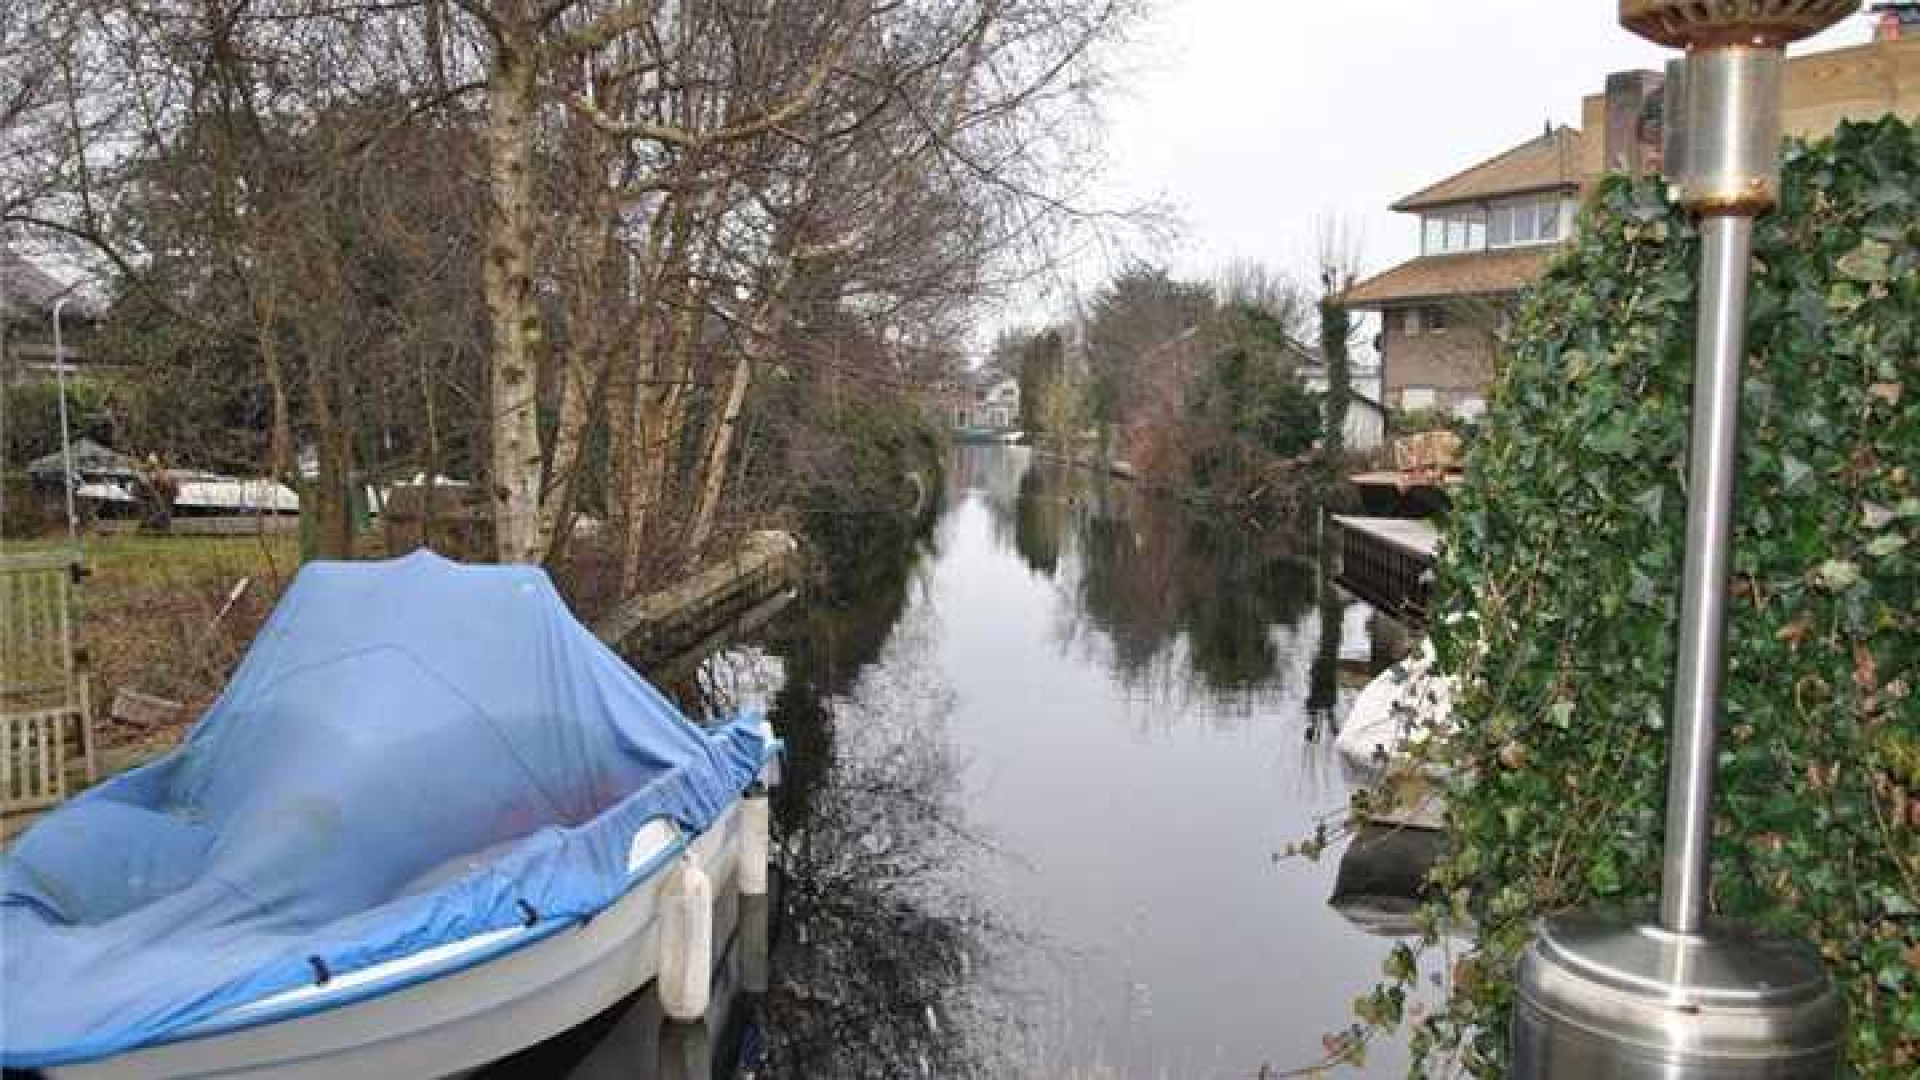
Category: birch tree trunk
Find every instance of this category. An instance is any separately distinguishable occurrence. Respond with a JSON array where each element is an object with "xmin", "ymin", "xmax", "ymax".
[
  {"xmin": 683, "ymin": 348, "xmax": 751, "ymax": 554},
  {"xmin": 483, "ymin": 27, "xmax": 544, "ymax": 564},
  {"xmin": 536, "ymin": 181, "xmax": 617, "ymax": 566},
  {"xmin": 617, "ymin": 190, "xmax": 711, "ymax": 593}
]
